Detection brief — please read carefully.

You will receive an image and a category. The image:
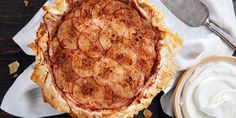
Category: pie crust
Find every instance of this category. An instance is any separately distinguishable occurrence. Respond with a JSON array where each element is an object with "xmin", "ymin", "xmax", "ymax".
[{"xmin": 30, "ymin": 0, "xmax": 182, "ymax": 117}]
